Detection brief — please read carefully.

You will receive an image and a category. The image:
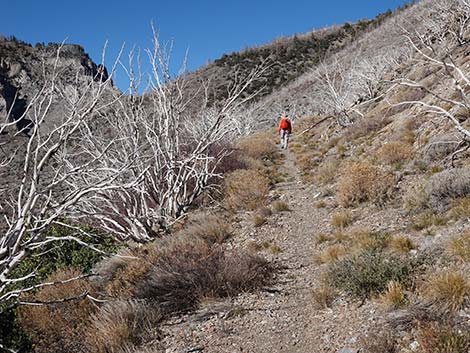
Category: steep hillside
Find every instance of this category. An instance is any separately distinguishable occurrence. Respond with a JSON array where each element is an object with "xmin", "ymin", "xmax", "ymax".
[{"xmin": 182, "ymin": 8, "xmax": 398, "ymax": 108}]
